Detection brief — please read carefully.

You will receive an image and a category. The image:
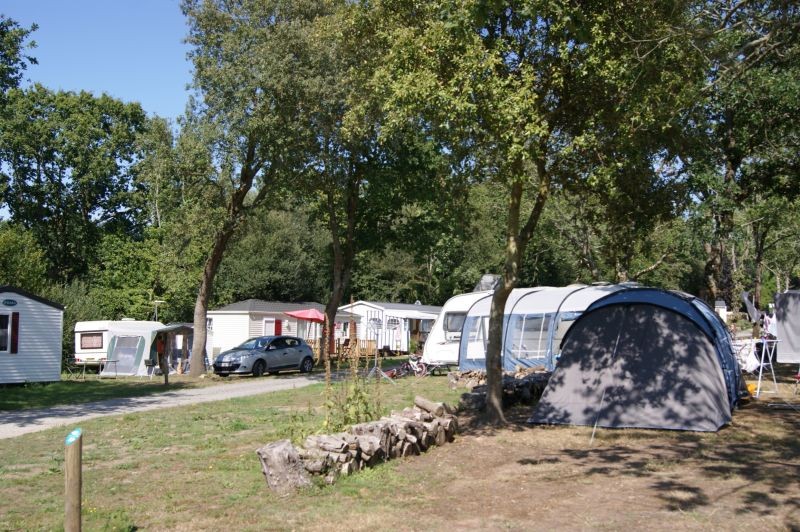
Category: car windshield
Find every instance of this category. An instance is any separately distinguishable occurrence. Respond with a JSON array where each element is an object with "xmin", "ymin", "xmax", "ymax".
[{"xmin": 236, "ymin": 338, "xmax": 269, "ymax": 350}]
